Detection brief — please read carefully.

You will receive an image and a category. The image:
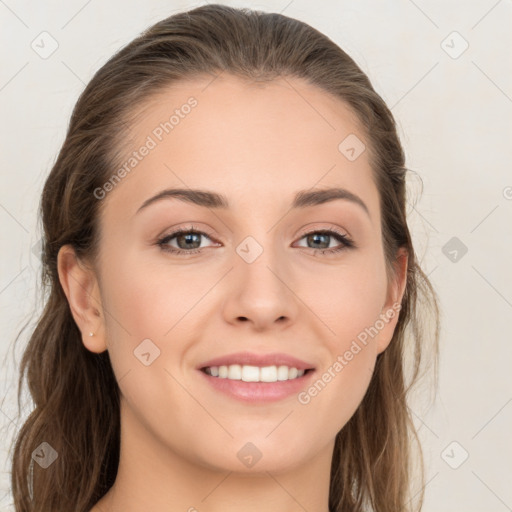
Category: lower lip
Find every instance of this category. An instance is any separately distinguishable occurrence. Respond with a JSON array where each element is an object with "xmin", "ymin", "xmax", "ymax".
[{"xmin": 198, "ymin": 369, "xmax": 316, "ymax": 403}]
